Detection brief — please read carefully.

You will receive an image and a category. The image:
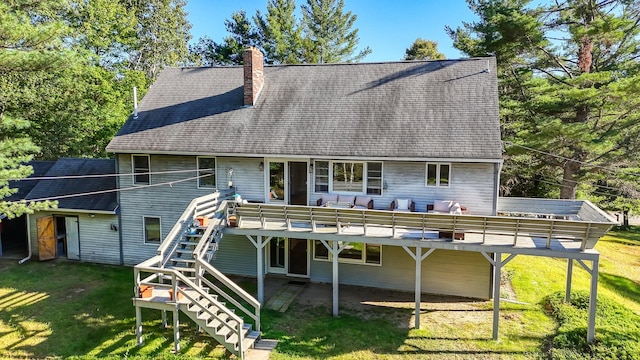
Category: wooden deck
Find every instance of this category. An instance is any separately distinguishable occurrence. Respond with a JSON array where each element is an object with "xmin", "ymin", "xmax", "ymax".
[{"xmin": 226, "ymin": 202, "xmax": 617, "ymax": 259}]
